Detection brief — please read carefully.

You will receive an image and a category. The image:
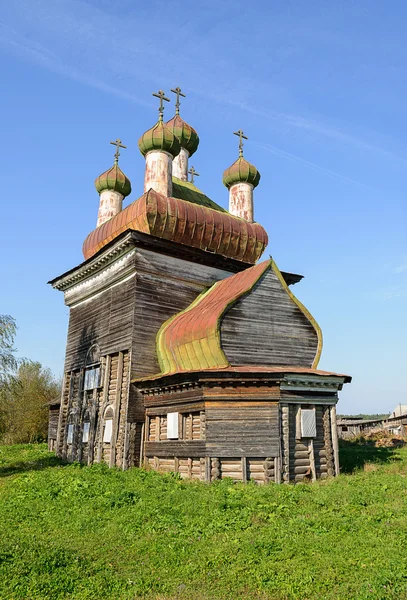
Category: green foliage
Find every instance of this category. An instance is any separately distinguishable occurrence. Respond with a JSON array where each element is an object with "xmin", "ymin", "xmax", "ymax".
[
  {"xmin": 0, "ymin": 315, "xmax": 17, "ymax": 383},
  {"xmin": 0, "ymin": 362, "xmax": 61, "ymax": 445},
  {"xmin": 1, "ymin": 443, "xmax": 407, "ymax": 599}
]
